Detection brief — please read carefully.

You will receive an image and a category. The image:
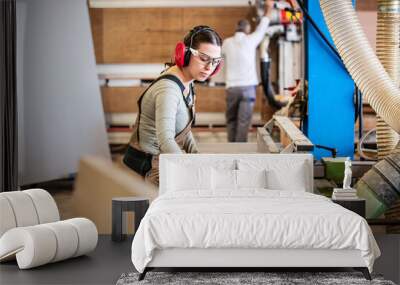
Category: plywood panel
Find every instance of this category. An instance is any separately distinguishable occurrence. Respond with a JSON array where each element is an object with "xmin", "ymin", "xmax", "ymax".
[
  {"xmin": 101, "ymin": 86, "xmax": 145, "ymax": 112},
  {"xmin": 101, "ymin": 85, "xmax": 264, "ymax": 113},
  {"xmin": 182, "ymin": 7, "xmax": 251, "ymax": 39},
  {"xmin": 102, "ymin": 8, "xmax": 183, "ymax": 32},
  {"xmin": 101, "ymin": 8, "xmax": 183, "ymax": 63},
  {"xmin": 89, "ymin": 8, "xmax": 104, "ymax": 63},
  {"xmin": 195, "ymin": 86, "xmax": 226, "ymax": 112},
  {"xmin": 90, "ymin": 7, "xmax": 252, "ymax": 63},
  {"xmin": 103, "ymin": 32, "xmax": 182, "ymax": 63}
]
